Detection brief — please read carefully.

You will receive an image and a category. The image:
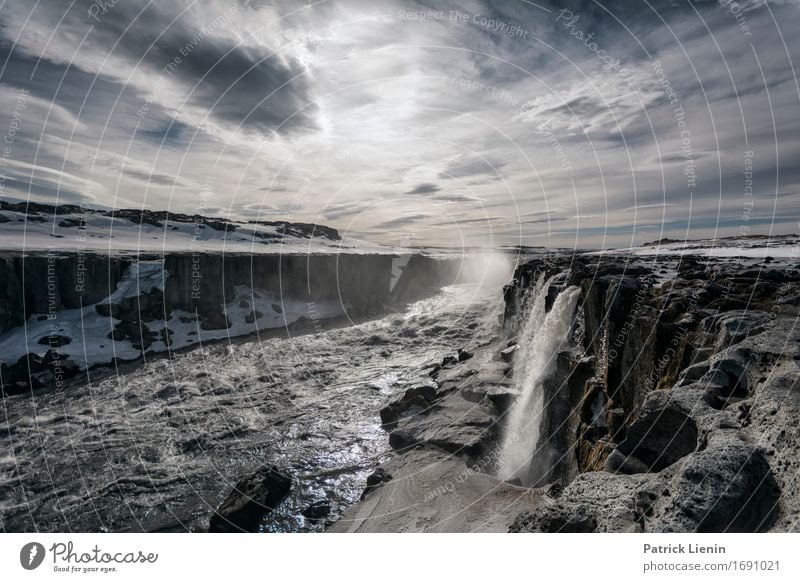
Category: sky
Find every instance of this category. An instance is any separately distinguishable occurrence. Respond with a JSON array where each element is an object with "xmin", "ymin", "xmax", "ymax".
[{"xmin": 0, "ymin": 0, "xmax": 799, "ymax": 249}]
